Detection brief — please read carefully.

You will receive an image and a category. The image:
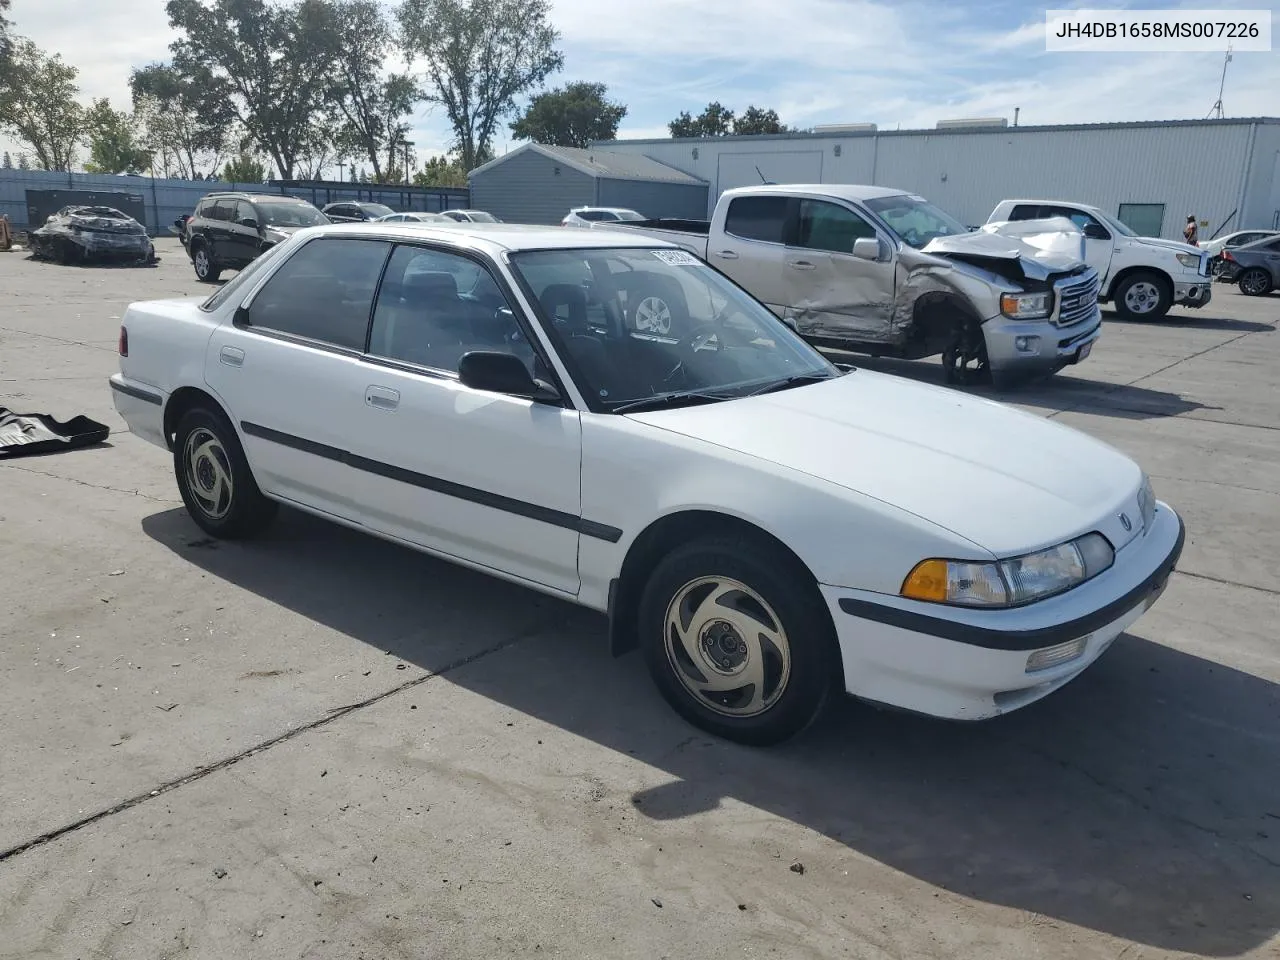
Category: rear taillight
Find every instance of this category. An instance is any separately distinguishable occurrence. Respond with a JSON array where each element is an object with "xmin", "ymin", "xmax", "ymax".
[
  {"xmin": 118, "ymin": 326, "xmax": 128, "ymax": 356},
  {"xmin": 1222, "ymin": 250, "xmax": 1234, "ymax": 261}
]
